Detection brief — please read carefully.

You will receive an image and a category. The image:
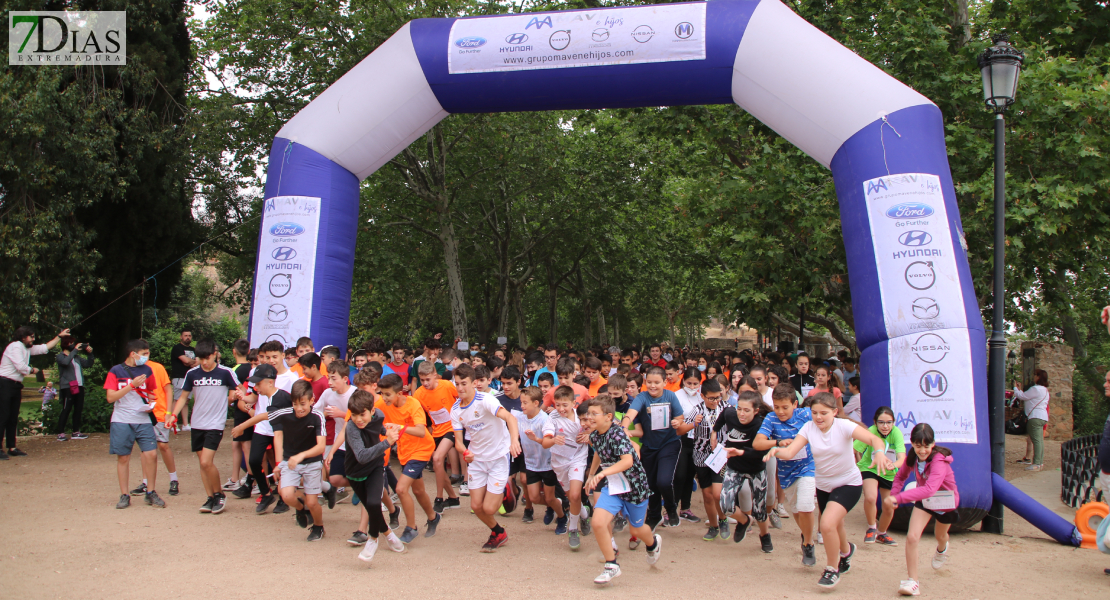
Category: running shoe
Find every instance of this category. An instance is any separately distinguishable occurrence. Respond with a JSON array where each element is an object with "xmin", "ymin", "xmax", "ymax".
[
  {"xmin": 388, "ymin": 507, "xmax": 401, "ymax": 530},
  {"xmin": 801, "ymin": 539, "xmax": 817, "ymax": 567},
  {"xmin": 168, "ymin": 481, "xmax": 179, "ymax": 496},
  {"xmin": 733, "ymin": 519, "xmax": 749, "ymax": 544},
  {"xmin": 444, "ymin": 497, "xmax": 461, "ymax": 510},
  {"xmin": 480, "ymin": 531, "xmax": 508, "ymax": 552},
  {"xmin": 555, "ymin": 516, "xmax": 568, "ymax": 535},
  {"xmin": 450, "ymin": 474, "xmax": 464, "ymax": 485},
  {"xmin": 876, "ymin": 532, "xmax": 898, "ymax": 546},
  {"xmin": 323, "ymin": 485, "xmax": 338, "ymax": 509},
  {"xmin": 358, "ymin": 537, "xmax": 379, "ymax": 563},
  {"xmin": 666, "ymin": 511, "xmax": 680, "ymax": 528},
  {"xmin": 898, "ymin": 579, "xmax": 921, "ymax": 596},
  {"xmin": 179, "ymin": 425, "xmax": 191, "ymax": 432},
  {"xmin": 433, "ymin": 498, "xmax": 445, "ymax": 514},
  {"xmin": 769, "ymin": 510, "xmax": 783, "ymax": 530},
  {"xmin": 932, "ymin": 544, "xmax": 949, "ymax": 570},
  {"xmin": 645, "ymin": 534, "xmax": 663, "ymax": 565},
  {"xmin": 680, "ymin": 509, "xmax": 700, "ymax": 523},
  {"xmin": 256, "ymin": 494, "xmax": 277, "ymax": 514},
  {"xmin": 521, "ymin": 507, "xmax": 535, "ymax": 523},
  {"xmin": 400, "ymin": 526, "xmax": 418, "ymax": 544},
  {"xmin": 459, "ymin": 483, "xmax": 469, "ymax": 496},
  {"xmin": 199, "ymin": 496, "xmax": 214, "ymax": 513},
  {"xmin": 273, "ymin": 498, "xmax": 290, "ymax": 514},
  {"xmin": 71, "ymin": 432, "xmax": 88, "ymax": 440},
  {"xmin": 579, "ymin": 506, "xmax": 592, "ymax": 535},
  {"xmin": 335, "ymin": 488, "xmax": 351, "ymax": 504},
  {"xmin": 719, "ymin": 519, "xmax": 731, "ymax": 540},
  {"xmin": 130, "ymin": 482, "xmax": 147, "ymax": 496},
  {"xmin": 816, "ymin": 532, "xmax": 824, "ymax": 545},
  {"xmin": 56, "ymin": 434, "xmax": 67, "ymax": 442},
  {"xmin": 232, "ymin": 484, "xmax": 251, "ymax": 499},
  {"xmin": 760, "ymin": 533, "xmax": 774, "ymax": 553},
  {"xmin": 613, "ymin": 513, "xmax": 628, "ymax": 532},
  {"xmin": 775, "ymin": 504, "xmax": 790, "ymax": 518},
  {"xmin": 864, "ymin": 528, "xmax": 878, "ymax": 543},
  {"xmin": 348, "ymin": 531, "xmax": 369, "ymax": 546},
  {"xmin": 817, "ymin": 568, "xmax": 840, "ymax": 588},
  {"xmin": 295, "ymin": 509, "xmax": 309, "ymax": 528},
  {"xmin": 306, "ymin": 525, "xmax": 325, "ymax": 542},
  {"xmin": 703, "ymin": 526, "xmax": 719, "ymax": 541},
  {"xmin": 210, "ymin": 494, "xmax": 226, "ymax": 514},
  {"xmin": 569, "ymin": 530, "xmax": 581, "ymax": 551},
  {"xmin": 8, "ymin": 448, "xmax": 27, "ymax": 456},
  {"xmin": 424, "ymin": 513, "xmax": 441, "ymax": 538},
  {"xmin": 222, "ymin": 478, "xmax": 239, "ymax": 491},
  {"xmin": 594, "ymin": 562, "xmax": 621, "ymax": 585},
  {"xmin": 116, "ymin": 494, "xmax": 130, "ymax": 509},
  {"xmin": 386, "ymin": 531, "xmax": 405, "ymax": 553},
  {"xmin": 145, "ymin": 491, "xmax": 166, "ymax": 508},
  {"xmin": 839, "ymin": 542, "xmax": 856, "ymax": 573},
  {"xmin": 543, "ymin": 506, "xmax": 555, "ymax": 525},
  {"xmin": 628, "ymin": 536, "xmax": 641, "ymax": 550}
]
